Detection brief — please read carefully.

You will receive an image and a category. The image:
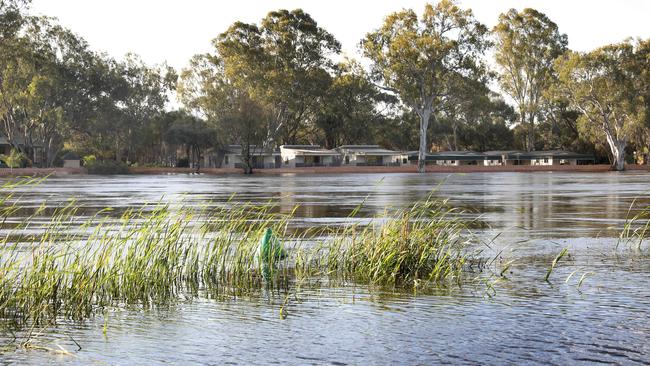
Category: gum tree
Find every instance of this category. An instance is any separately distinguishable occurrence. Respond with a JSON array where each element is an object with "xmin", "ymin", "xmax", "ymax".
[
  {"xmin": 362, "ymin": 0, "xmax": 489, "ymax": 173},
  {"xmin": 493, "ymin": 8, "xmax": 567, "ymax": 152},
  {"xmin": 178, "ymin": 55, "xmax": 266, "ymax": 174},
  {"xmin": 216, "ymin": 9, "xmax": 340, "ymax": 147},
  {"xmin": 552, "ymin": 40, "xmax": 648, "ymax": 171}
]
